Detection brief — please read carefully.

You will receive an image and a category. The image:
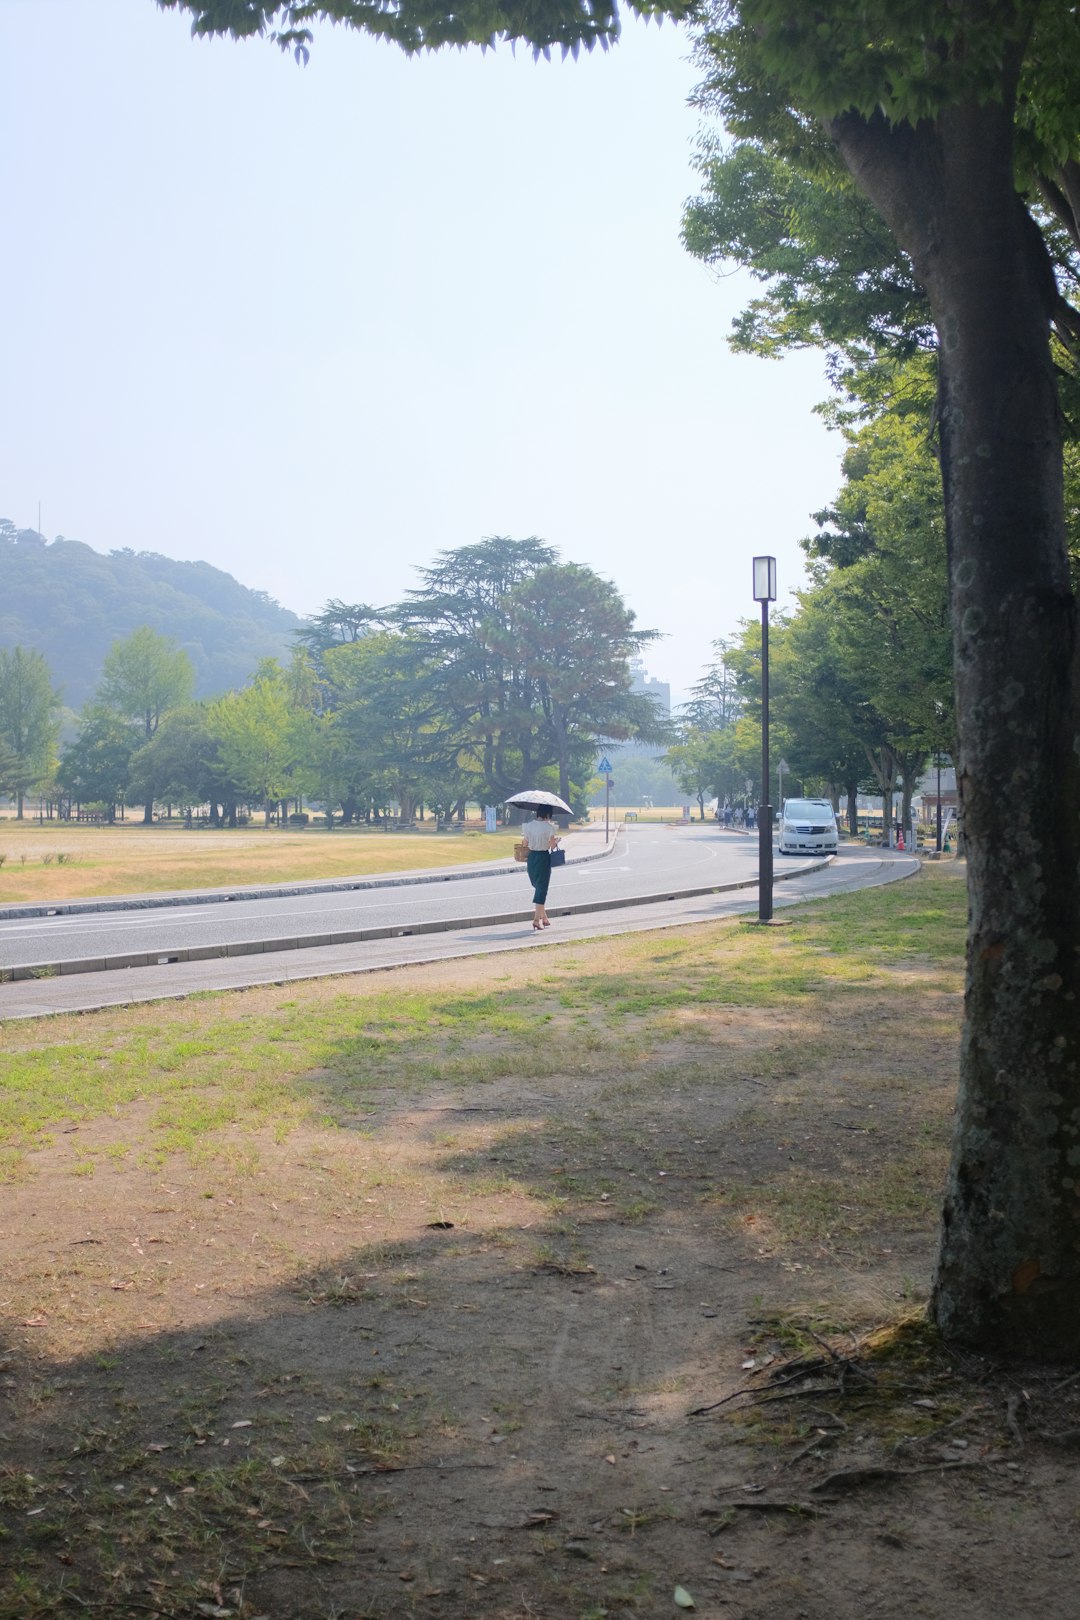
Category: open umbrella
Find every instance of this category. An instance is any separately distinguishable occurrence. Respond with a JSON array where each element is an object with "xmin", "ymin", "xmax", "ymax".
[{"xmin": 504, "ymin": 789, "xmax": 573, "ymax": 815}]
